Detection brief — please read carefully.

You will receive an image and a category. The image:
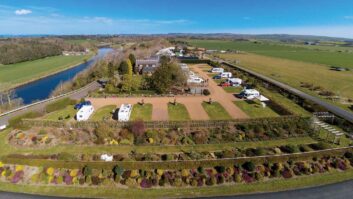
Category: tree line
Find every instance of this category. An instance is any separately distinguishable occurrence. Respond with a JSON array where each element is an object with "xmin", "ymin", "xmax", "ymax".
[{"xmin": 0, "ymin": 38, "xmax": 86, "ymax": 65}]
